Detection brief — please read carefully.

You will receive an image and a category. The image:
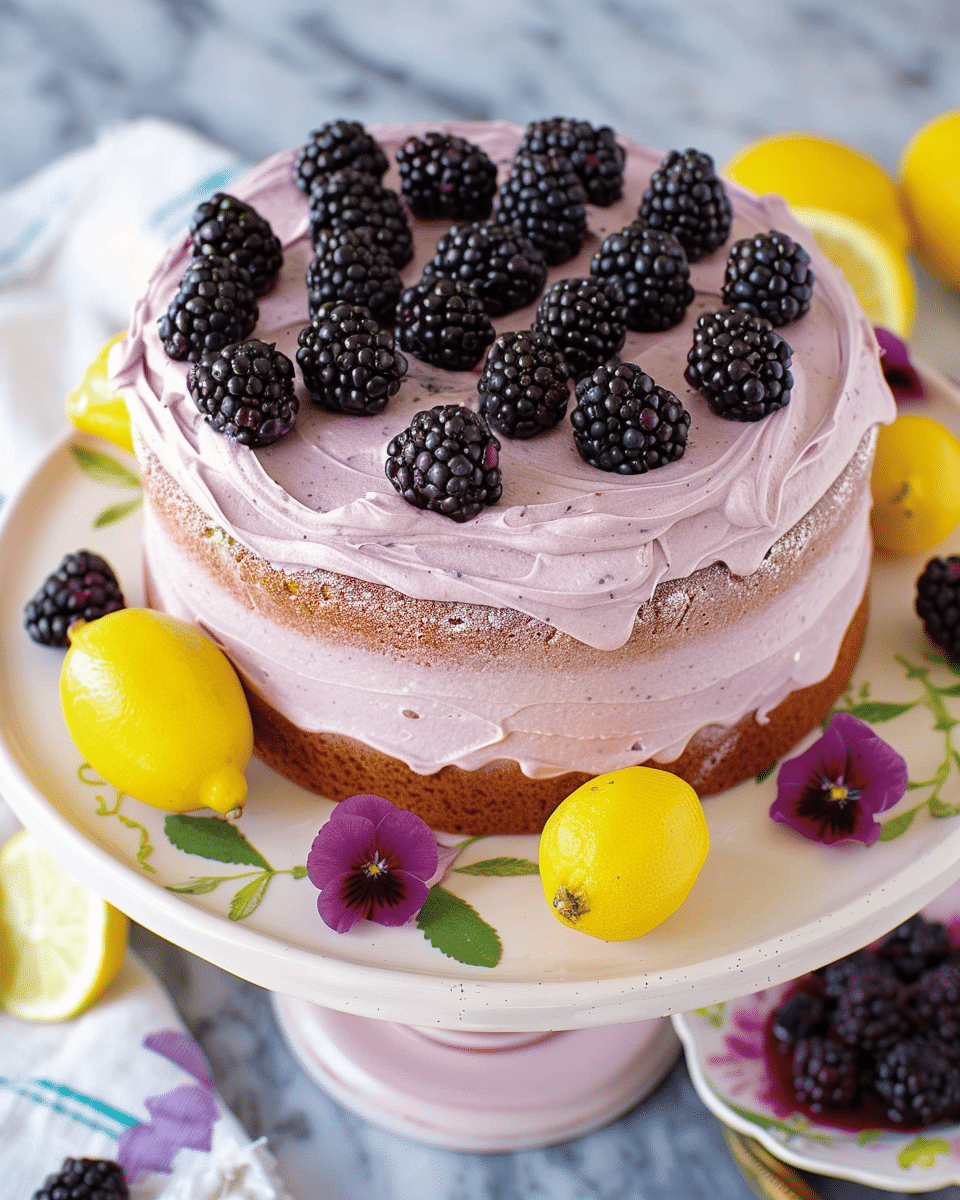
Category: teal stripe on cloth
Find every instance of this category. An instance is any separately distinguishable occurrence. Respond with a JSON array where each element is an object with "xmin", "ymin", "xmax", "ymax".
[{"xmin": 0, "ymin": 1075, "xmax": 139, "ymax": 1139}]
